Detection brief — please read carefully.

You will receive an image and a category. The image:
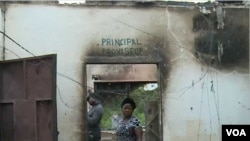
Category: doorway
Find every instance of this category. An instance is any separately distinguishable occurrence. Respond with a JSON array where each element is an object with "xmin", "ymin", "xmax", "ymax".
[{"xmin": 85, "ymin": 63, "xmax": 161, "ymax": 141}]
